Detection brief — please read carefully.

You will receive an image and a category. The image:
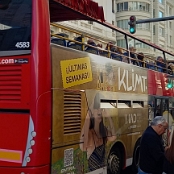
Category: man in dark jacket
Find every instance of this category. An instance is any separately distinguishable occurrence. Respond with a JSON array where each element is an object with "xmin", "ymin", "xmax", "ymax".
[{"xmin": 138, "ymin": 116, "xmax": 168, "ymax": 174}]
